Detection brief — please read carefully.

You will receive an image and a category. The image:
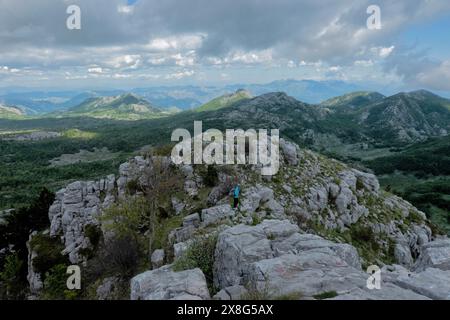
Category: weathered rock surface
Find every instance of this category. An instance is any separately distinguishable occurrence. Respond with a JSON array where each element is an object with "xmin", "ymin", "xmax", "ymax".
[
  {"xmin": 201, "ymin": 204, "xmax": 235, "ymax": 227},
  {"xmin": 213, "ymin": 220, "xmax": 361, "ymax": 290},
  {"xmin": 96, "ymin": 276, "xmax": 120, "ymax": 300},
  {"xmin": 26, "ymin": 232, "xmax": 43, "ymax": 295},
  {"xmin": 48, "ymin": 176, "xmax": 115, "ymax": 264},
  {"xmin": 130, "ymin": 266, "xmax": 210, "ymax": 300},
  {"xmin": 413, "ymin": 239, "xmax": 450, "ymax": 272},
  {"xmin": 213, "ymin": 285, "xmax": 248, "ymax": 300},
  {"xmin": 151, "ymin": 249, "xmax": 165, "ymax": 269},
  {"xmin": 214, "ymin": 220, "xmax": 450, "ymax": 300}
]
